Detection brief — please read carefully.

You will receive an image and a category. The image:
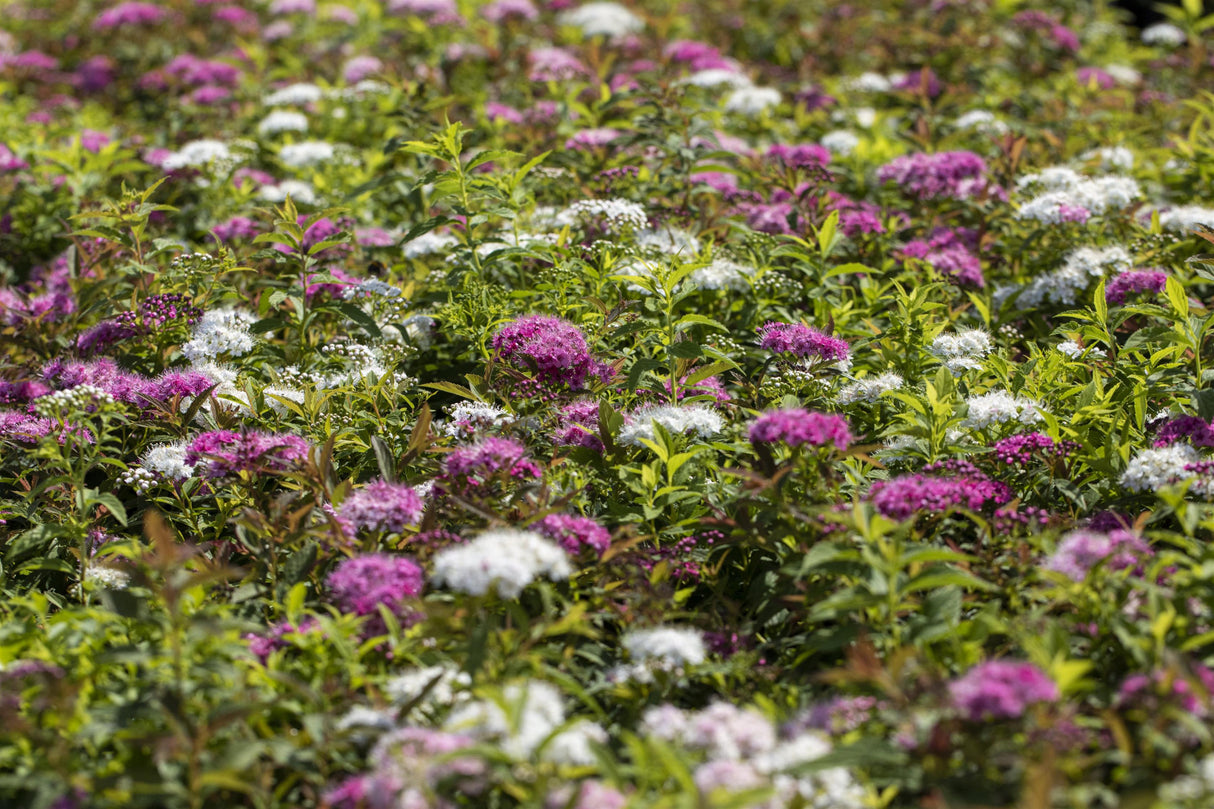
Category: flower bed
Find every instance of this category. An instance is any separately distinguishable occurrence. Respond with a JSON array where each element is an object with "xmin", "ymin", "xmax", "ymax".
[{"xmin": 2, "ymin": 0, "xmax": 1214, "ymax": 807}]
